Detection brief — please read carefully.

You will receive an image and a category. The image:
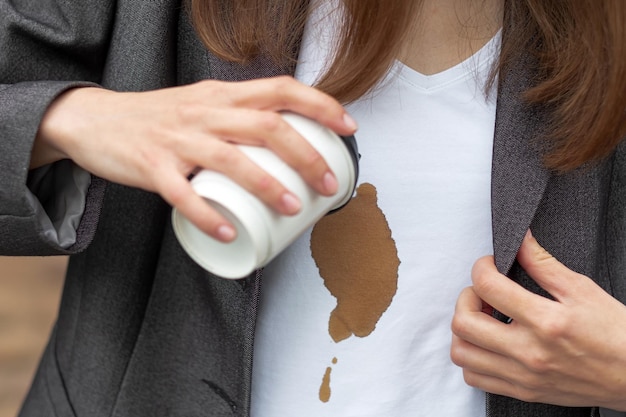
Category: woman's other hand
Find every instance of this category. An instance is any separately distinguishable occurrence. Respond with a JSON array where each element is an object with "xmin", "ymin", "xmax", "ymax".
[{"xmin": 451, "ymin": 231, "xmax": 626, "ymax": 411}]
